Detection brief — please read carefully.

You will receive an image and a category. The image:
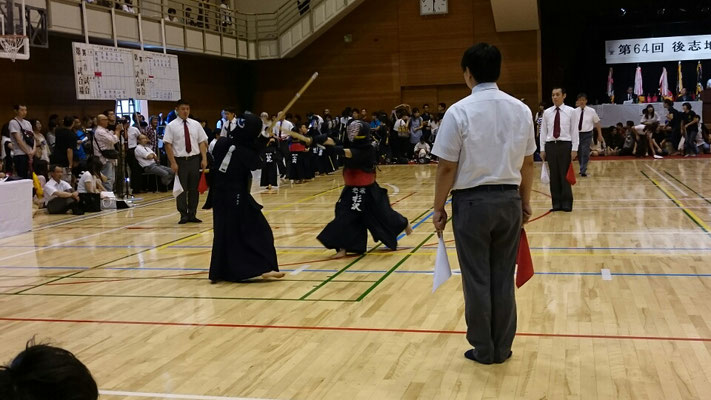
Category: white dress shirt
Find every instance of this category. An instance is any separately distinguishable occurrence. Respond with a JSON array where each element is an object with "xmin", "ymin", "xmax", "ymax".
[
  {"xmin": 163, "ymin": 117, "xmax": 208, "ymax": 157},
  {"xmin": 432, "ymin": 82, "xmax": 537, "ymax": 190},
  {"xmin": 540, "ymin": 104, "xmax": 579, "ymax": 151},
  {"xmin": 273, "ymin": 120, "xmax": 293, "ymax": 140},
  {"xmin": 574, "ymin": 106, "xmax": 600, "ymax": 132},
  {"xmin": 43, "ymin": 178, "xmax": 73, "ymax": 205},
  {"xmin": 127, "ymin": 126, "xmax": 141, "ymax": 148},
  {"xmin": 93, "ymin": 126, "xmax": 119, "ymax": 165},
  {"xmin": 134, "ymin": 144, "xmax": 158, "ymax": 168},
  {"xmin": 220, "ymin": 117, "xmax": 238, "ymax": 137}
]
